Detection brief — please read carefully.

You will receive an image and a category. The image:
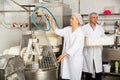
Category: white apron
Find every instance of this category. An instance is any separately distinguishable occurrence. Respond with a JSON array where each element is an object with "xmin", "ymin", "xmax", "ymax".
[
  {"xmin": 82, "ymin": 23, "xmax": 104, "ymax": 74},
  {"xmin": 54, "ymin": 26, "xmax": 84, "ymax": 80}
]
